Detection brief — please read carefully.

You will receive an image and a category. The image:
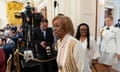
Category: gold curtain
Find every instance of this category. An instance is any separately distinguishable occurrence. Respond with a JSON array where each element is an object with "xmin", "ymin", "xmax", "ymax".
[{"xmin": 7, "ymin": 1, "xmax": 24, "ymax": 26}]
